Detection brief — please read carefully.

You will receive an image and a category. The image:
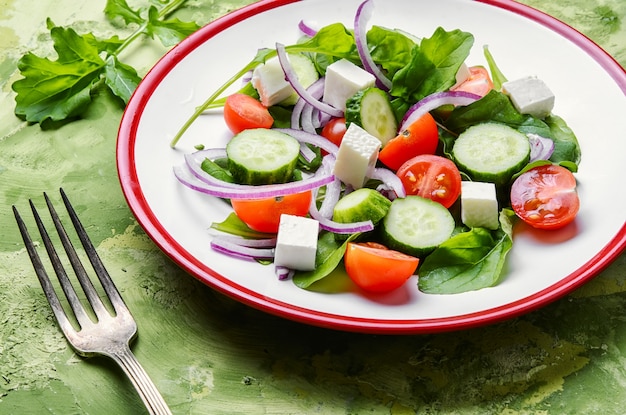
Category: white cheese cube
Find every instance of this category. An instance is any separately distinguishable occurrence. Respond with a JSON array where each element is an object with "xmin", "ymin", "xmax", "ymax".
[
  {"xmin": 274, "ymin": 214, "xmax": 319, "ymax": 271},
  {"xmin": 251, "ymin": 57, "xmax": 293, "ymax": 107},
  {"xmin": 322, "ymin": 59, "xmax": 375, "ymax": 111},
  {"xmin": 461, "ymin": 181, "xmax": 499, "ymax": 230},
  {"xmin": 332, "ymin": 123, "xmax": 381, "ymax": 189},
  {"xmin": 502, "ymin": 76, "xmax": 555, "ymax": 118}
]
